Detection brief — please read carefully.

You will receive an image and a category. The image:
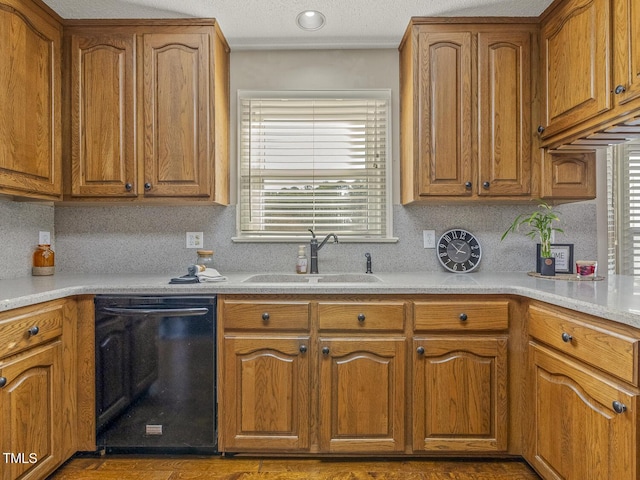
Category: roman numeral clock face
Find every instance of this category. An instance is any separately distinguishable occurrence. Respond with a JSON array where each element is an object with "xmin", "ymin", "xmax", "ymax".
[{"xmin": 437, "ymin": 229, "xmax": 482, "ymax": 273}]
